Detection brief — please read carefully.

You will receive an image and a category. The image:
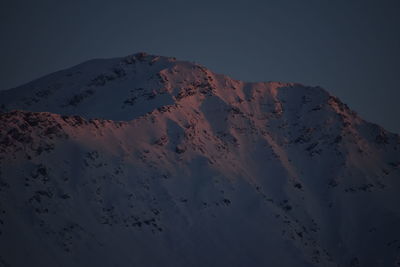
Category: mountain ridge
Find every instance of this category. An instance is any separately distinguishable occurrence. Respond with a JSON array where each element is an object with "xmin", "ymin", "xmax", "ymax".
[{"xmin": 0, "ymin": 53, "xmax": 399, "ymax": 267}]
